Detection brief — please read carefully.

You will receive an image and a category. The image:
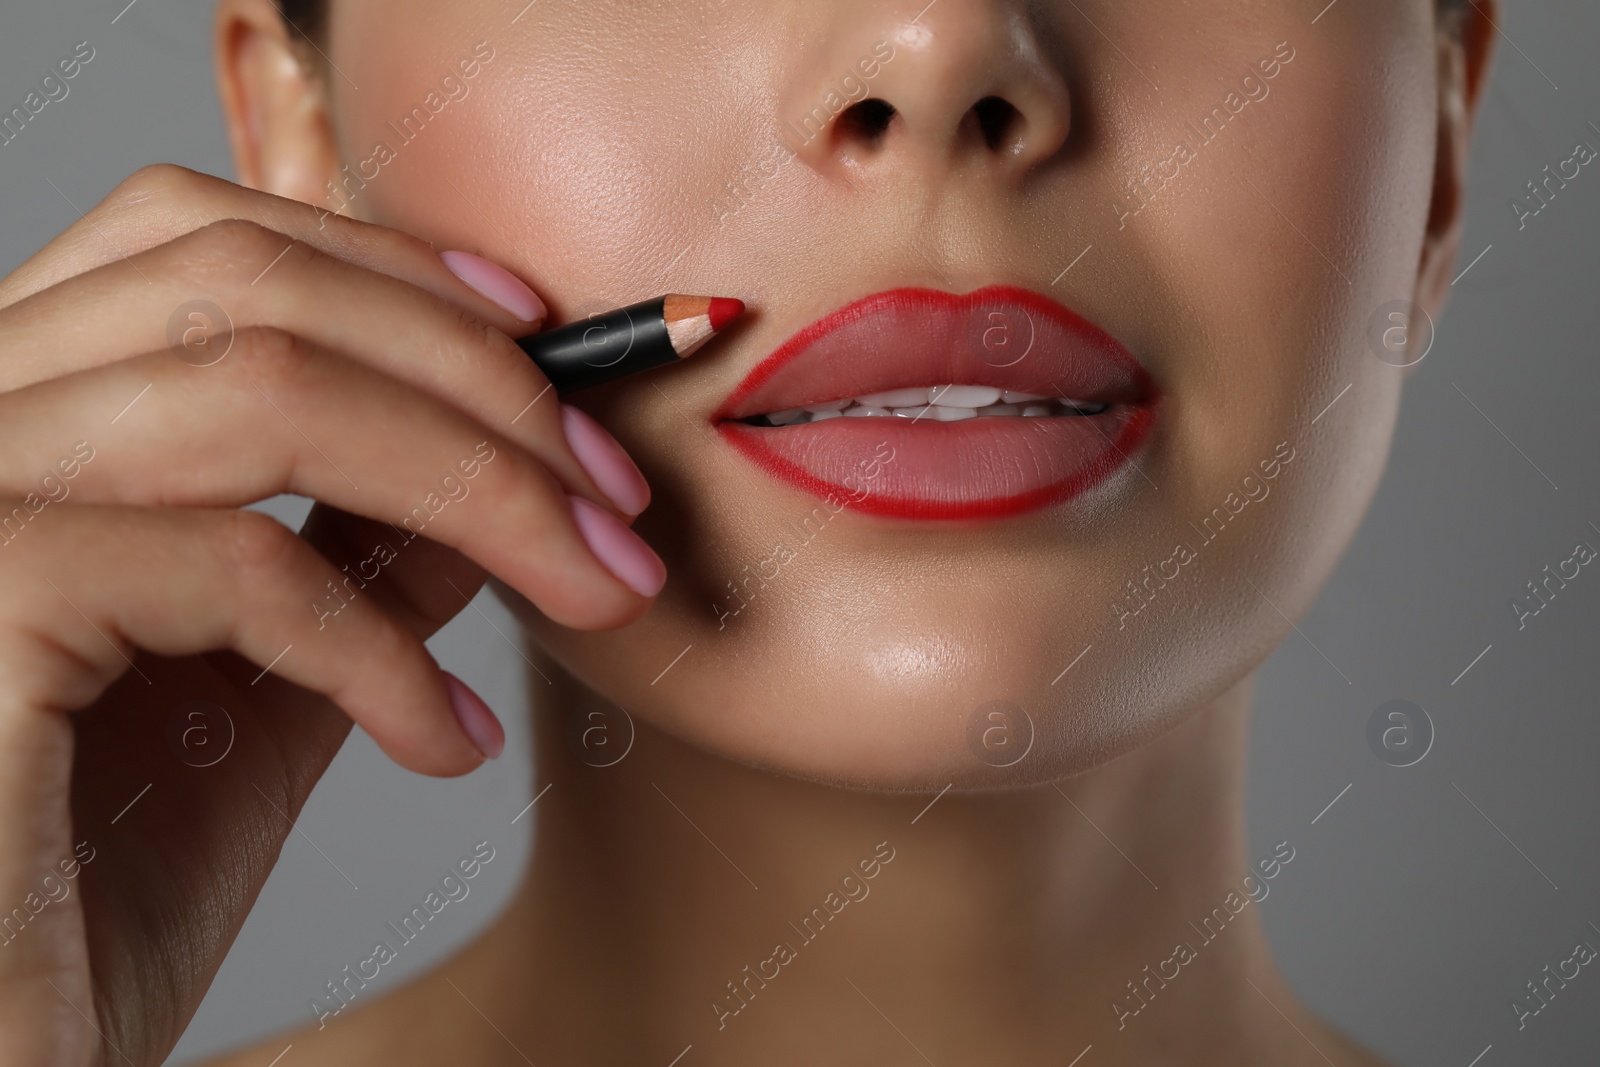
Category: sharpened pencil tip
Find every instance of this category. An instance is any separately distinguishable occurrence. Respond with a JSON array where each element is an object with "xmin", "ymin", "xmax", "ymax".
[{"xmin": 707, "ymin": 297, "xmax": 745, "ymax": 332}]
